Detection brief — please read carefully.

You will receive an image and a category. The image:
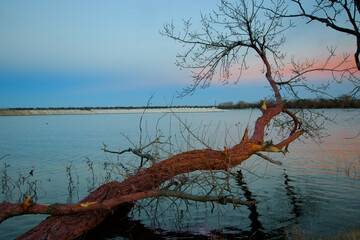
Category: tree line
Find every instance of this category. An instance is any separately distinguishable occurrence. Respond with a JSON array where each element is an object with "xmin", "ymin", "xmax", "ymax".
[
  {"xmin": 1, "ymin": 106, "xmax": 216, "ymax": 110},
  {"xmin": 218, "ymin": 95, "xmax": 360, "ymax": 109},
  {"xmin": 5, "ymin": 95, "xmax": 360, "ymax": 111}
]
